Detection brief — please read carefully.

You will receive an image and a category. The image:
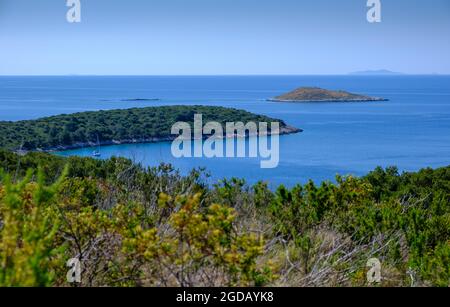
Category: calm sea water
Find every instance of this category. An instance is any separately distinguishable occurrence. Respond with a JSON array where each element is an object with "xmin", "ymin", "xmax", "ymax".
[{"xmin": 1, "ymin": 75, "xmax": 450, "ymax": 188}]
